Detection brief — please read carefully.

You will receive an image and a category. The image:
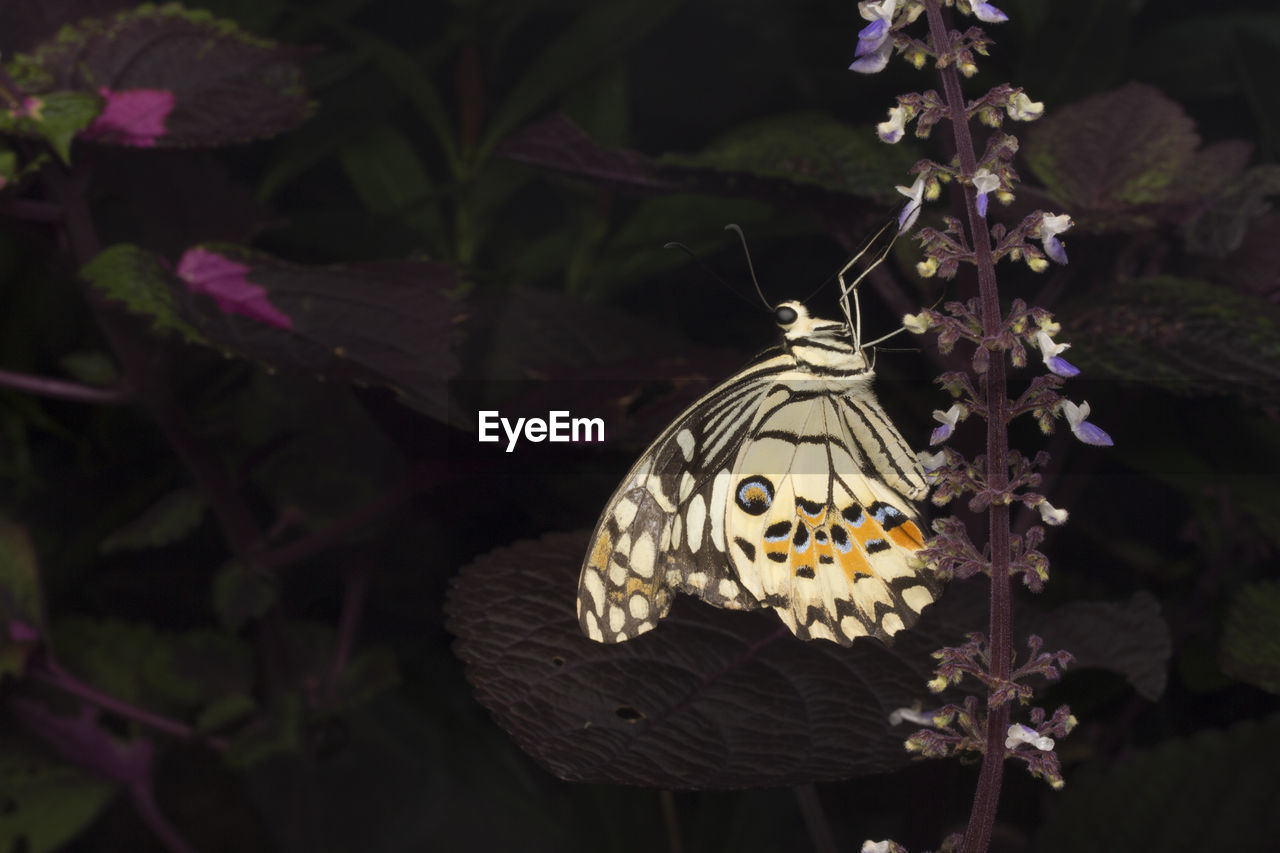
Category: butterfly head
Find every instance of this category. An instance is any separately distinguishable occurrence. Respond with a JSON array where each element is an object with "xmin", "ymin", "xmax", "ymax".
[{"xmin": 774, "ymin": 301, "xmax": 870, "ymax": 374}]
